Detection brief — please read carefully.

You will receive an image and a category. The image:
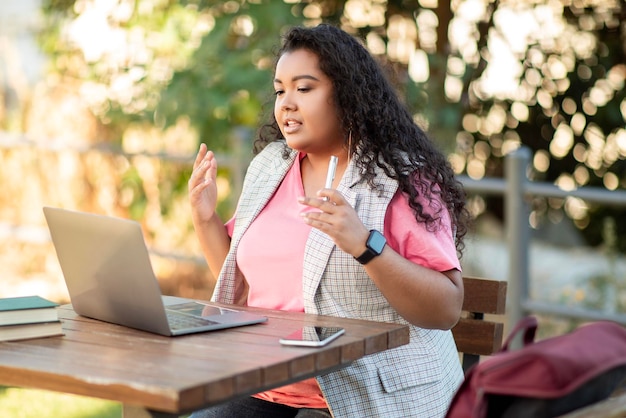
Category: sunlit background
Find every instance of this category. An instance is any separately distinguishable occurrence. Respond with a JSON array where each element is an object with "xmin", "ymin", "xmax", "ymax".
[{"xmin": 1, "ymin": 0, "xmax": 625, "ymax": 319}]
